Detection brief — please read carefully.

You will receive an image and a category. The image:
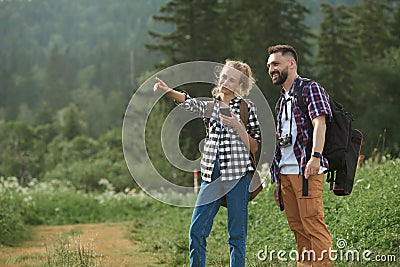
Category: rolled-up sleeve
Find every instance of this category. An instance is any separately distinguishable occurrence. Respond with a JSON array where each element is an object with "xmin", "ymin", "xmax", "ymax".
[{"xmin": 305, "ymin": 82, "xmax": 332, "ymax": 120}]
